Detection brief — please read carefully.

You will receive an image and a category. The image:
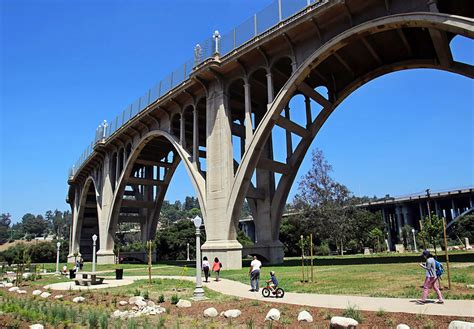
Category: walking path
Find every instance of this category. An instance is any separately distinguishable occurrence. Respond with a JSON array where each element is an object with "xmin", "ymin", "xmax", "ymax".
[{"xmin": 45, "ymin": 274, "xmax": 474, "ymax": 317}]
